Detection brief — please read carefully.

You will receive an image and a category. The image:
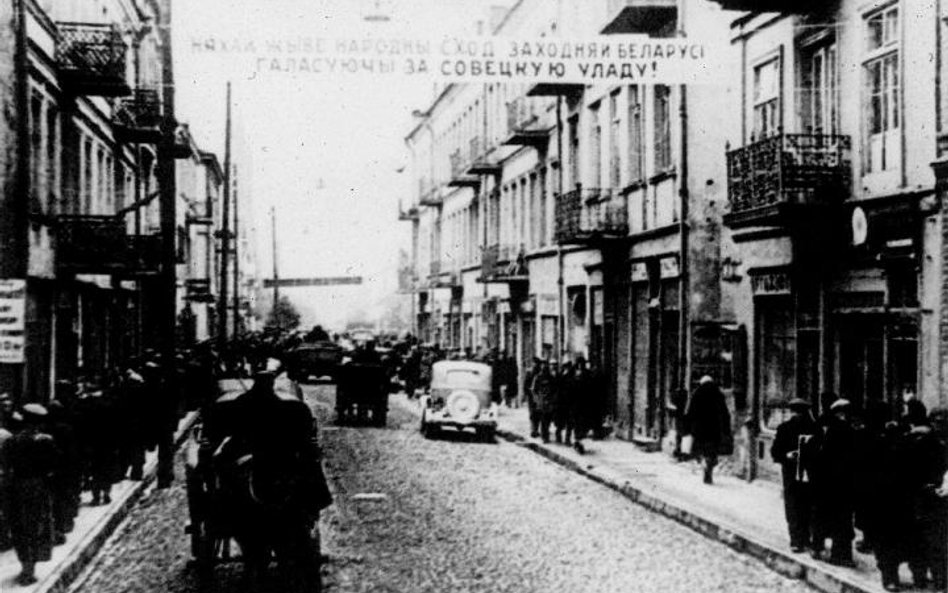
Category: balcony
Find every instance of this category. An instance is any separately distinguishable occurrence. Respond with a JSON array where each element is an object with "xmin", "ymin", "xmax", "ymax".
[
  {"xmin": 56, "ymin": 215, "xmax": 162, "ymax": 275},
  {"xmin": 601, "ymin": 0, "xmax": 677, "ymax": 36},
  {"xmin": 724, "ymin": 133, "xmax": 852, "ymax": 228},
  {"xmin": 56, "ymin": 23, "xmax": 130, "ymax": 97},
  {"xmin": 113, "ymin": 89, "xmax": 163, "ymax": 143},
  {"xmin": 466, "ymin": 136, "xmax": 501, "ymax": 176},
  {"xmin": 398, "ymin": 204, "xmax": 420, "ymax": 221},
  {"xmin": 427, "ymin": 260, "xmax": 459, "ymax": 288},
  {"xmin": 555, "ymin": 188, "xmax": 629, "ymax": 245},
  {"xmin": 419, "ymin": 188, "xmax": 442, "ymax": 207},
  {"xmin": 480, "ymin": 244, "xmax": 528, "ymax": 284},
  {"xmin": 708, "ymin": 0, "xmax": 821, "ymax": 12},
  {"xmin": 184, "ymin": 278, "xmax": 215, "ymax": 303},
  {"xmin": 448, "ymin": 149, "xmax": 480, "ymax": 189},
  {"xmin": 504, "ymin": 97, "xmax": 550, "ymax": 148}
]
